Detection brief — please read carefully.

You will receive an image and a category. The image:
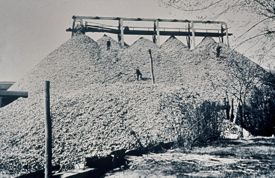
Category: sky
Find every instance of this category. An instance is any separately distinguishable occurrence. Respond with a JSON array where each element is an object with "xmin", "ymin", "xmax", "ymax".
[{"xmin": 0, "ymin": 0, "xmax": 271, "ymax": 81}]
